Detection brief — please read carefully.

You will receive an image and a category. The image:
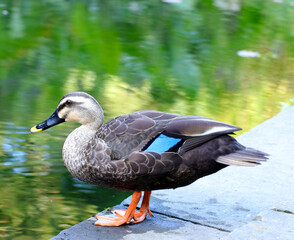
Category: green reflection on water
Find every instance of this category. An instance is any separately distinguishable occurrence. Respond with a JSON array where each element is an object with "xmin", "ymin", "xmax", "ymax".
[
  {"xmin": 0, "ymin": 122, "xmax": 129, "ymax": 239},
  {"xmin": 1, "ymin": 0, "xmax": 294, "ymax": 239}
]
